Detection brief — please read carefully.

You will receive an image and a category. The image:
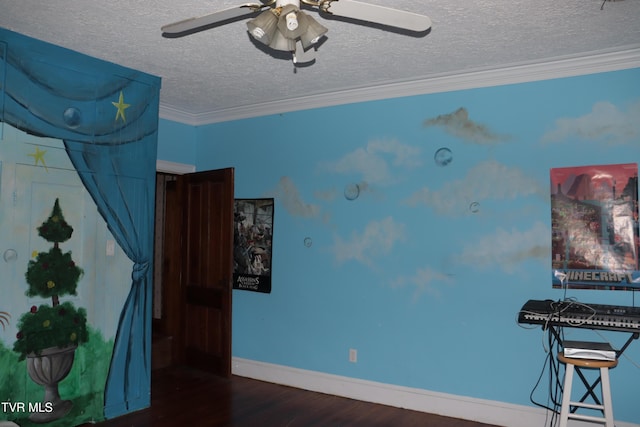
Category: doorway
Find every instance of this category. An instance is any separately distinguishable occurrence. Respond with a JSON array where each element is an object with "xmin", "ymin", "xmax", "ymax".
[
  {"xmin": 152, "ymin": 172, "xmax": 179, "ymax": 369},
  {"xmin": 152, "ymin": 168, "xmax": 235, "ymax": 377}
]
